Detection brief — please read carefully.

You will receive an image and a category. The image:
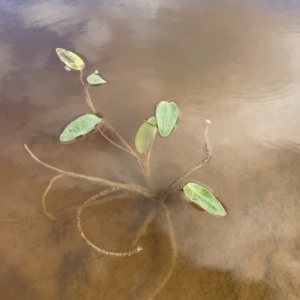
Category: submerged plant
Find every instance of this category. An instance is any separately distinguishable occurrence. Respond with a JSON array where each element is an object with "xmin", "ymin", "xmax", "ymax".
[{"xmin": 25, "ymin": 48, "xmax": 226, "ymax": 298}]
